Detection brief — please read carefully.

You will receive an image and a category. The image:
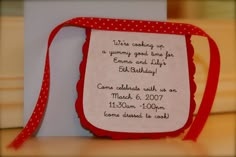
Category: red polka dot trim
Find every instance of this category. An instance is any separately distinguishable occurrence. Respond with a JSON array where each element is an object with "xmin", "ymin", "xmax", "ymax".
[
  {"xmin": 8, "ymin": 52, "xmax": 50, "ymax": 149},
  {"xmin": 65, "ymin": 17, "xmax": 208, "ymax": 37}
]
